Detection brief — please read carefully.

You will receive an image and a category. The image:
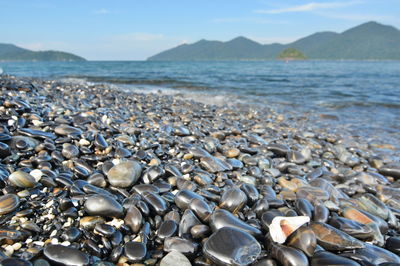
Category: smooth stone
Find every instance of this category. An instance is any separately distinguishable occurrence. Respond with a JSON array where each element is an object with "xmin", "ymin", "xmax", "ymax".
[
  {"xmin": 379, "ymin": 164, "xmax": 400, "ymax": 179},
  {"xmin": 342, "ymin": 243, "xmax": 400, "ymax": 264},
  {"xmin": 310, "ymin": 222, "xmax": 364, "ymax": 251},
  {"xmin": 142, "ymin": 191, "xmax": 168, "ymax": 215},
  {"xmin": 124, "ymin": 241, "xmax": 147, "ymax": 262},
  {"xmin": 0, "ymin": 194, "xmax": 20, "ymax": 215},
  {"xmin": 62, "ymin": 144, "xmax": 79, "ymax": 159},
  {"xmin": 54, "ymin": 124, "xmax": 83, "ymax": 136},
  {"xmin": 270, "ymin": 244, "xmax": 309, "ymax": 266},
  {"xmin": 190, "ymin": 224, "xmax": 210, "ymax": 239},
  {"xmin": 267, "ymin": 143, "xmax": 290, "ymax": 156},
  {"xmin": 44, "ymin": 244, "xmax": 89, "ymax": 266},
  {"xmin": 124, "ymin": 205, "xmax": 142, "ymax": 233},
  {"xmin": 175, "ymin": 190, "xmax": 204, "ymax": 210},
  {"xmin": 210, "ymin": 209, "xmax": 262, "ymax": 238},
  {"xmin": 240, "ymin": 183, "xmax": 259, "ymax": 205},
  {"xmin": 94, "ymin": 133, "xmax": 108, "ymax": 149},
  {"xmin": 179, "ymin": 209, "xmax": 202, "ymax": 237},
  {"xmin": 203, "ymin": 227, "xmax": 261, "ymax": 266},
  {"xmin": 18, "ymin": 128, "xmax": 57, "ymax": 139},
  {"xmin": 157, "ymin": 220, "xmax": 178, "ymax": 240},
  {"xmin": 287, "ymin": 150, "xmax": 306, "ymax": 164},
  {"xmin": 94, "ymin": 223, "xmax": 116, "ymax": 237},
  {"xmin": 0, "ymin": 142, "xmax": 11, "ymax": 158},
  {"xmin": 311, "ymin": 251, "xmax": 361, "ymax": 266},
  {"xmin": 286, "ymin": 226, "xmax": 317, "ymax": 257},
  {"xmin": 79, "ymin": 216, "xmax": 106, "ymax": 230},
  {"xmin": 0, "ymin": 258, "xmax": 32, "ymax": 266},
  {"xmin": 385, "ymin": 237, "xmax": 400, "ymax": 255},
  {"xmin": 329, "ymin": 217, "xmax": 374, "ymax": 240},
  {"xmin": 313, "ymin": 203, "xmax": 329, "ymax": 223},
  {"xmin": 164, "ymin": 237, "xmax": 198, "ymax": 256},
  {"xmin": 9, "ymin": 171, "xmax": 36, "ymax": 188},
  {"xmin": 0, "ymin": 228, "xmax": 22, "ymax": 241},
  {"xmin": 160, "ymin": 251, "xmax": 191, "ymax": 266},
  {"xmin": 219, "ymin": 188, "xmax": 247, "ymax": 213},
  {"xmin": 200, "ymin": 156, "xmax": 232, "ymax": 173},
  {"xmin": 189, "ymin": 198, "xmax": 212, "ymax": 222},
  {"xmin": 84, "ymin": 194, "xmax": 123, "ymax": 218},
  {"xmin": 106, "ymin": 160, "xmax": 142, "ymax": 188},
  {"xmin": 61, "ymin": 227, "xmax": 82, "ymax": 242}
]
